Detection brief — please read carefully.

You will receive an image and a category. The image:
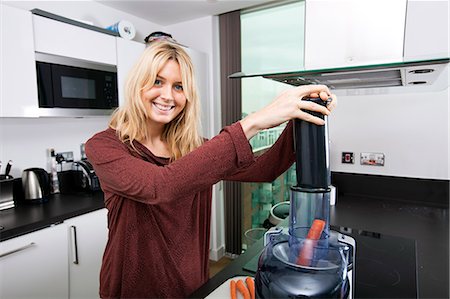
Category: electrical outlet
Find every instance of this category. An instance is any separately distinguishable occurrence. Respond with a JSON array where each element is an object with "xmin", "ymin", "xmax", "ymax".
[
  {"xmin": 341, "ymin": 152, "xmax": 354, "ymax": 164},
  {"xmin": 360, "ymin": 152, "xmax": 385, "ymax": 166},
  {"xmin": 56, "ymin": 151, "xmax": 74, "ymax": 163}
]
